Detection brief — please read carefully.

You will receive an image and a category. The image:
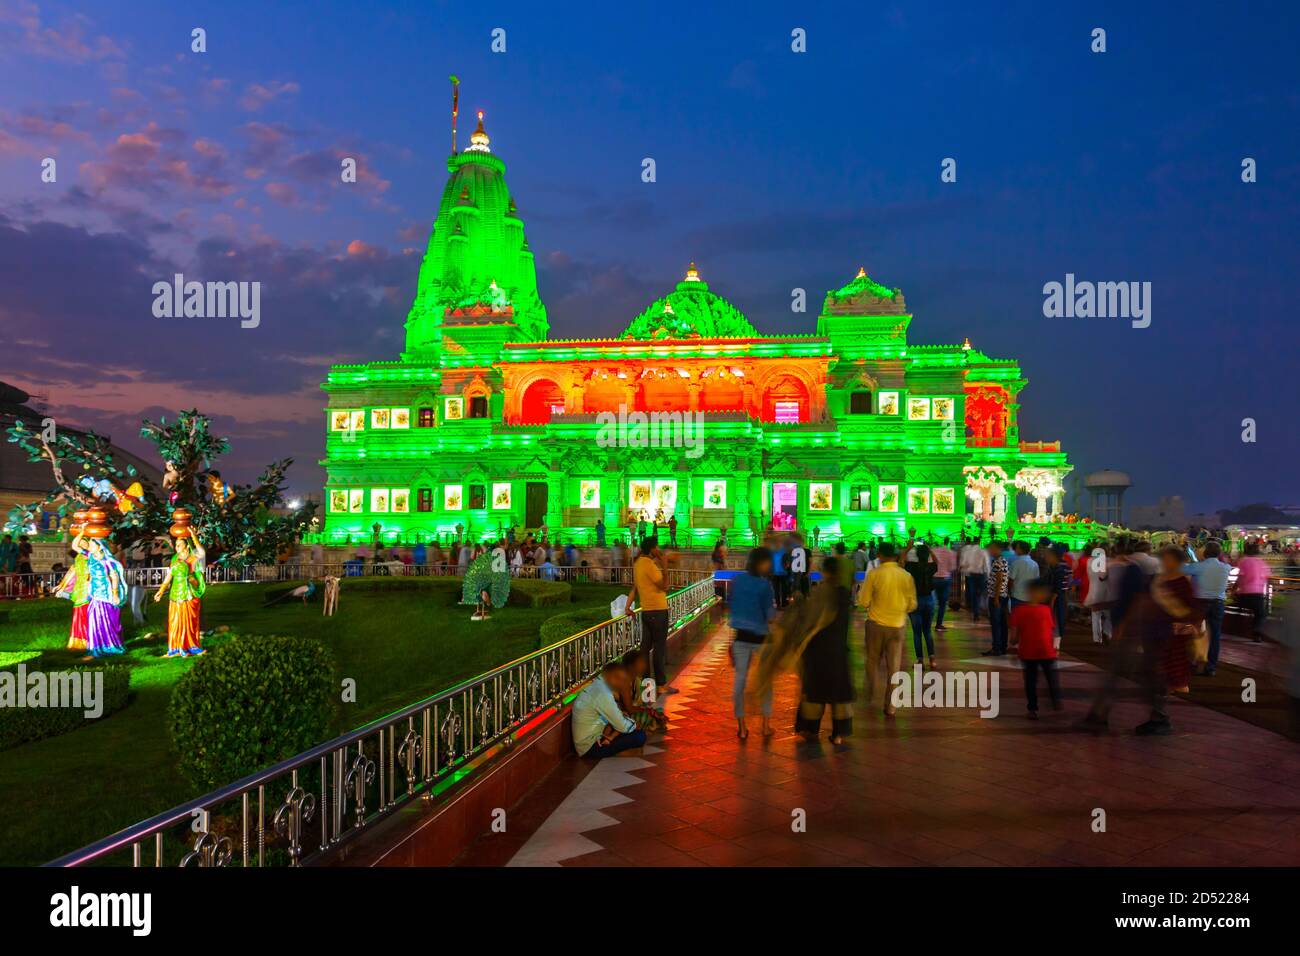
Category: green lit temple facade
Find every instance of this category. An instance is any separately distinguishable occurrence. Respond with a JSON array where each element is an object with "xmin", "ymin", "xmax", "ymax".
[{"xmin": 319, "ymin": 114, "xmax": 1081, "ymax": 547}]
